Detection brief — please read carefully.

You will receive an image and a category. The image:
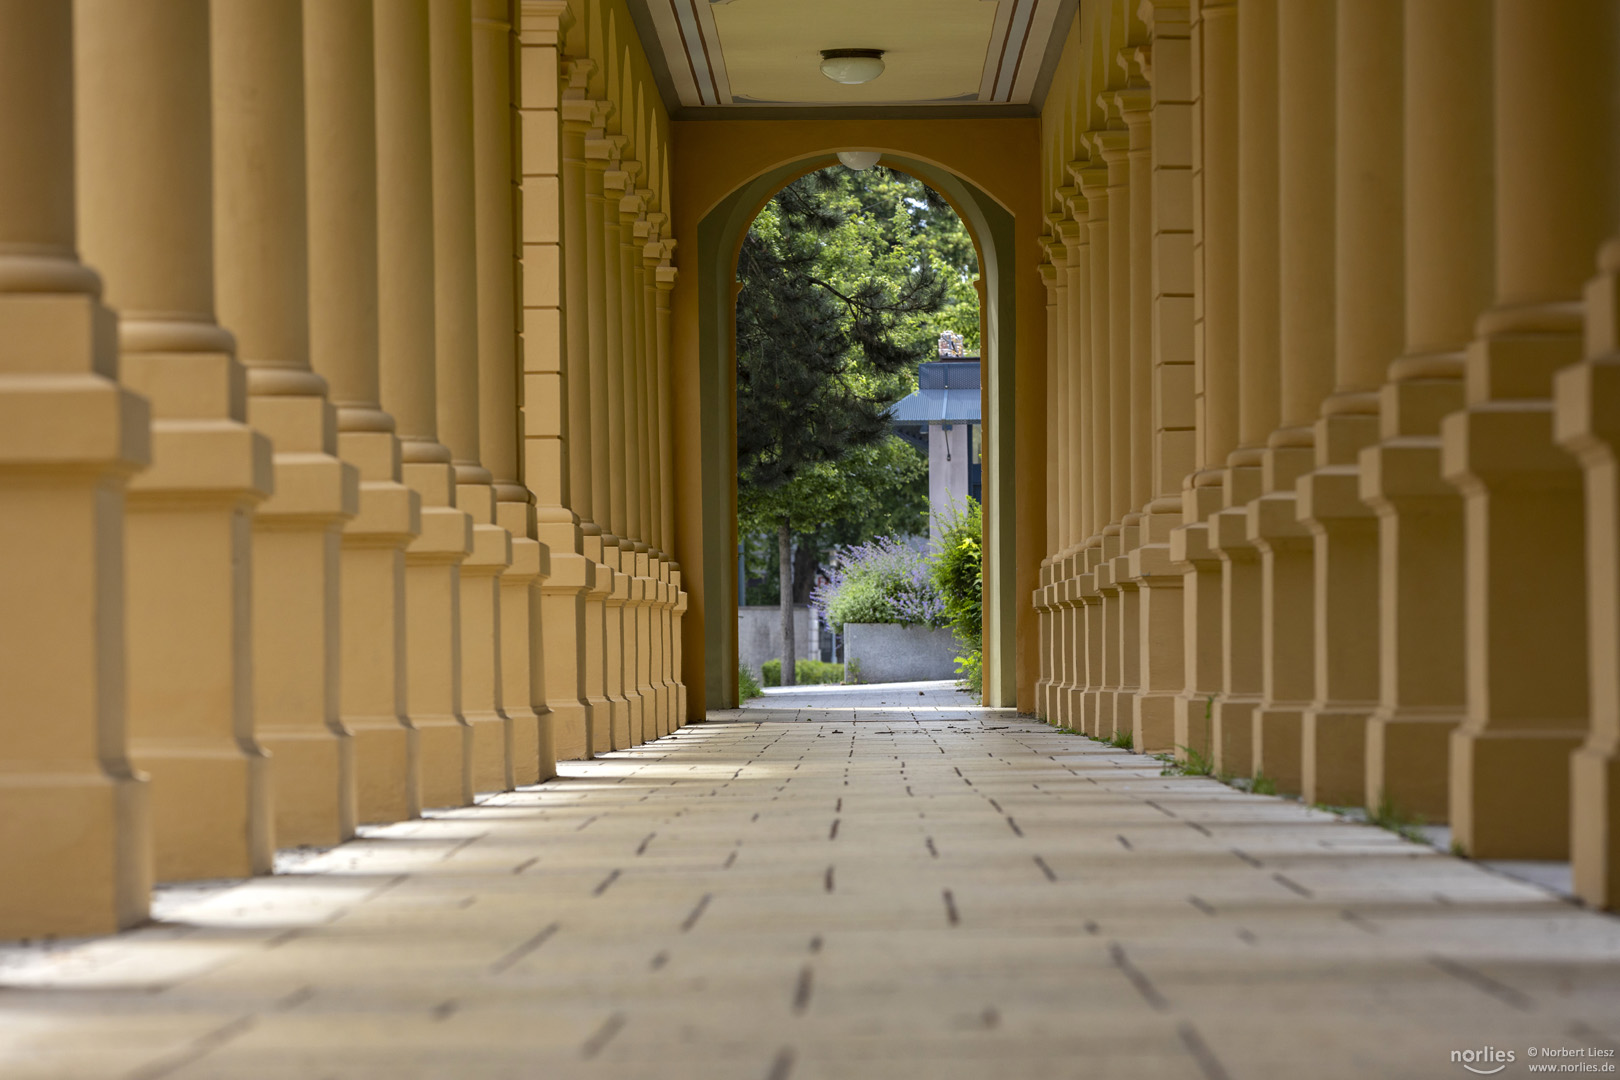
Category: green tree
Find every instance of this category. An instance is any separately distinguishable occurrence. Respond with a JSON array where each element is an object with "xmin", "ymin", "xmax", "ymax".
[{"xmin": 736, "ymin": 167, "xmax": 953, "ymax": 684}]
